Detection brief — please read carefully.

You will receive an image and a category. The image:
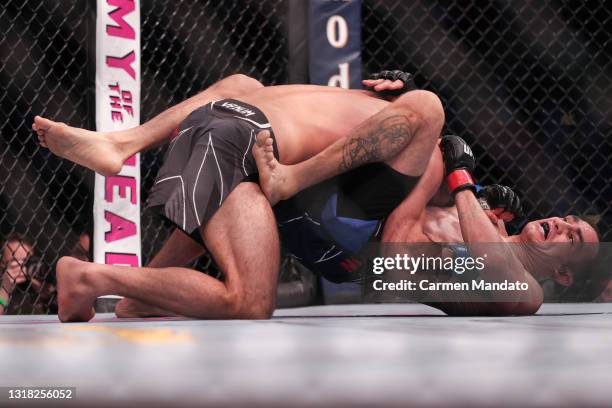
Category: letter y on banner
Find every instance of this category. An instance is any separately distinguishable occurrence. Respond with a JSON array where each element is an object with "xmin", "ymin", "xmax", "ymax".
[{"xmin": 94, "ymin": 0, "xmax": 141, "ymax": 274}]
